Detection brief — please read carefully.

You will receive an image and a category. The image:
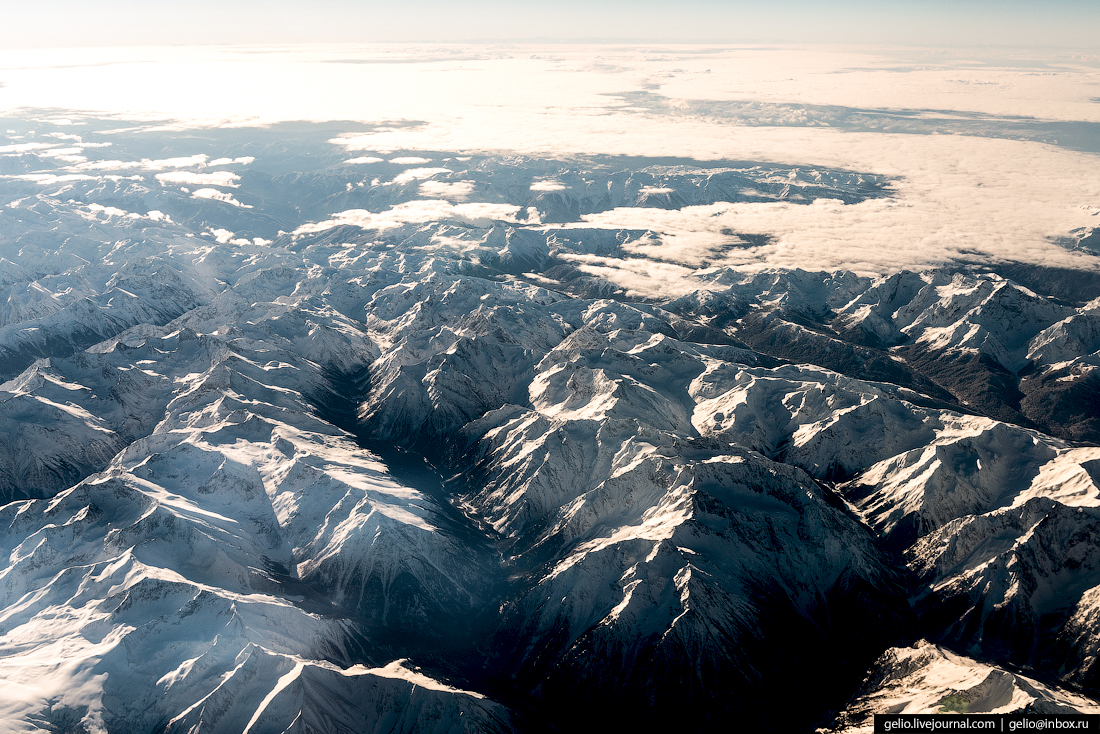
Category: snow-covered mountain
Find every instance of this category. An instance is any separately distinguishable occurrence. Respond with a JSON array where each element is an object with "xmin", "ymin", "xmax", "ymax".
[
  {"xmin": 832, "ymin": 640, "xmax": 1100, "ymax": 732},
  {"xmin": 1, "ymin": 116, "xmax": 1099, "ymax": 732}
]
